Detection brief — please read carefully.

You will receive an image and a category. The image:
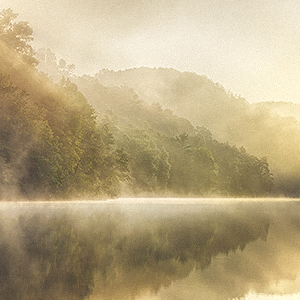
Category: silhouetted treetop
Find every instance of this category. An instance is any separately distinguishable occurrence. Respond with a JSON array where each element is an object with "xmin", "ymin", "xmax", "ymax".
[{"xmin": 0, "ymin": 8, "xmax": 38, "ymax": 66}]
